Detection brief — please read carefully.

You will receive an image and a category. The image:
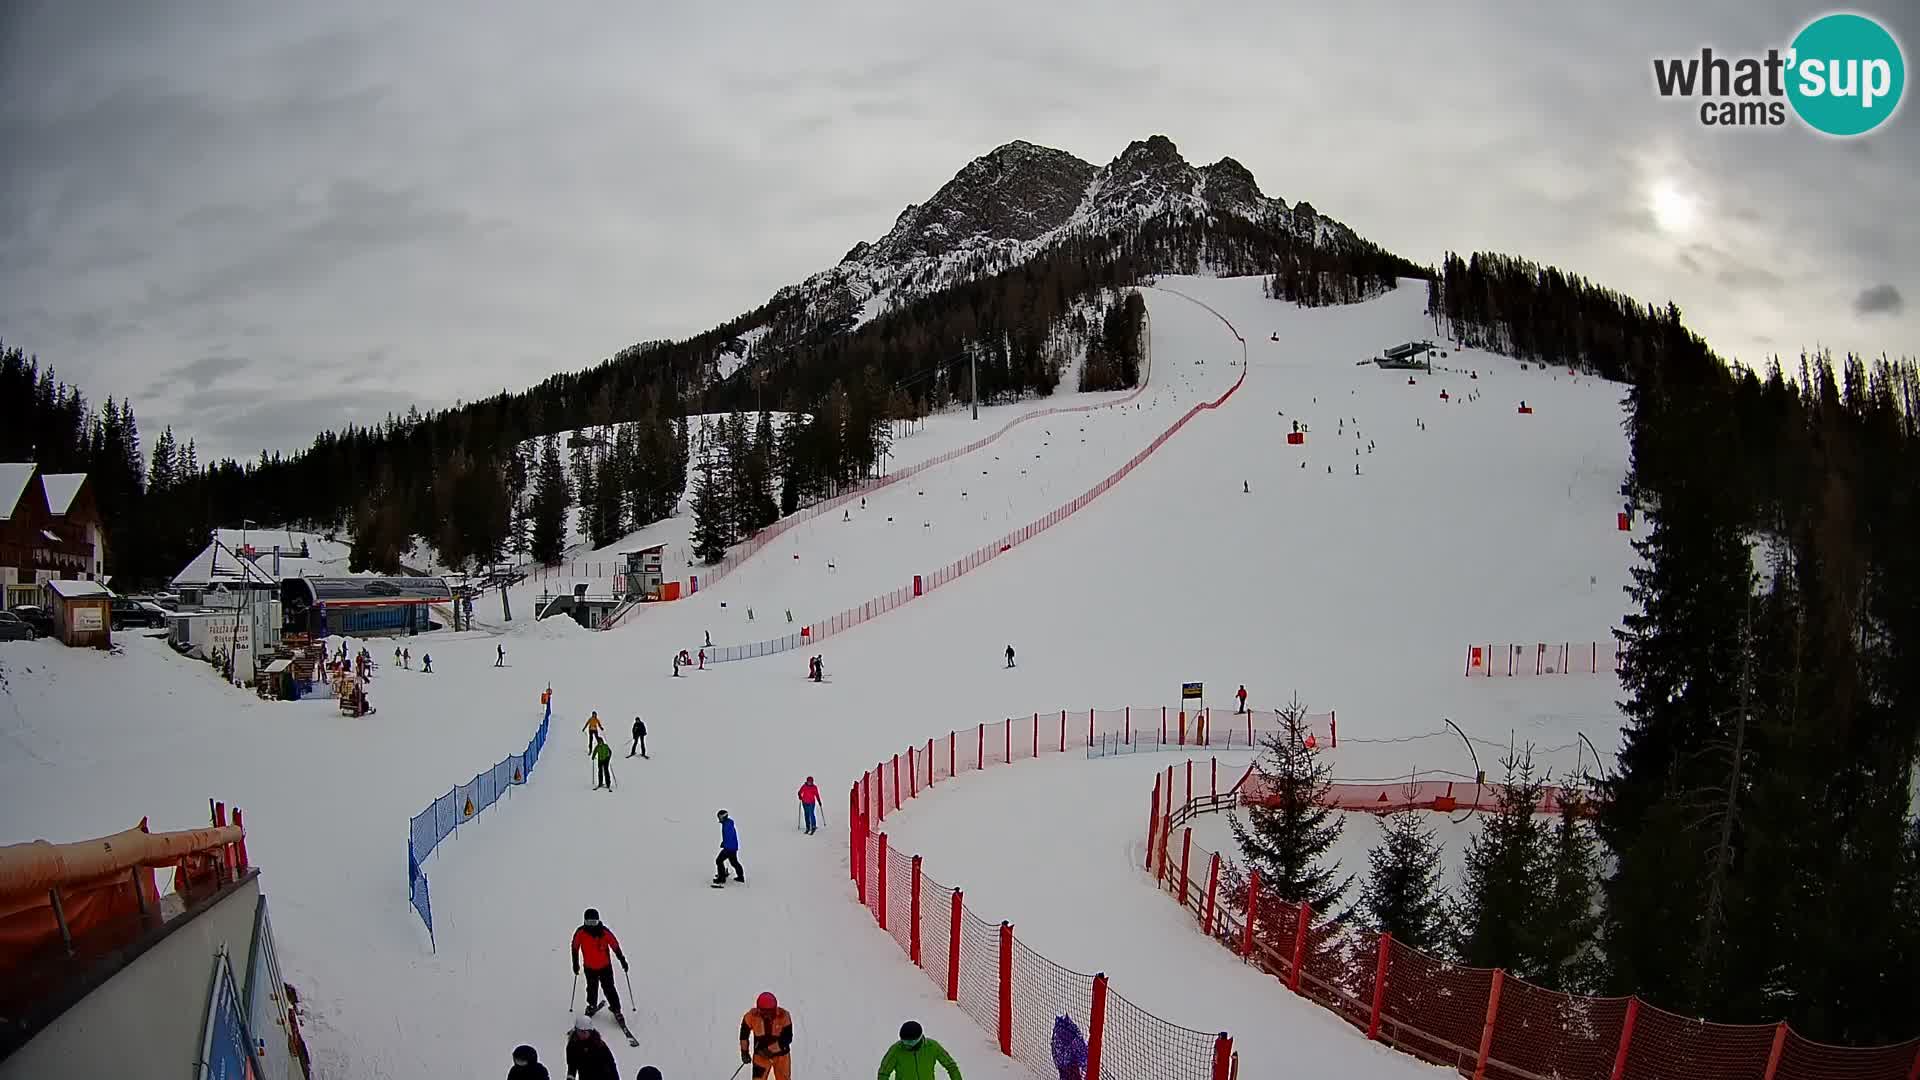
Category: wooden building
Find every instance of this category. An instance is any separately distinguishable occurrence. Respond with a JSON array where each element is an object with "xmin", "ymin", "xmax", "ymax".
[
  {"xmin": 1, "ymin": 464, "xmax": 104, "ymax": 609},
  {"xmin": 44, "ymin": 578, "xmax": 113, "ymax": 649}
]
